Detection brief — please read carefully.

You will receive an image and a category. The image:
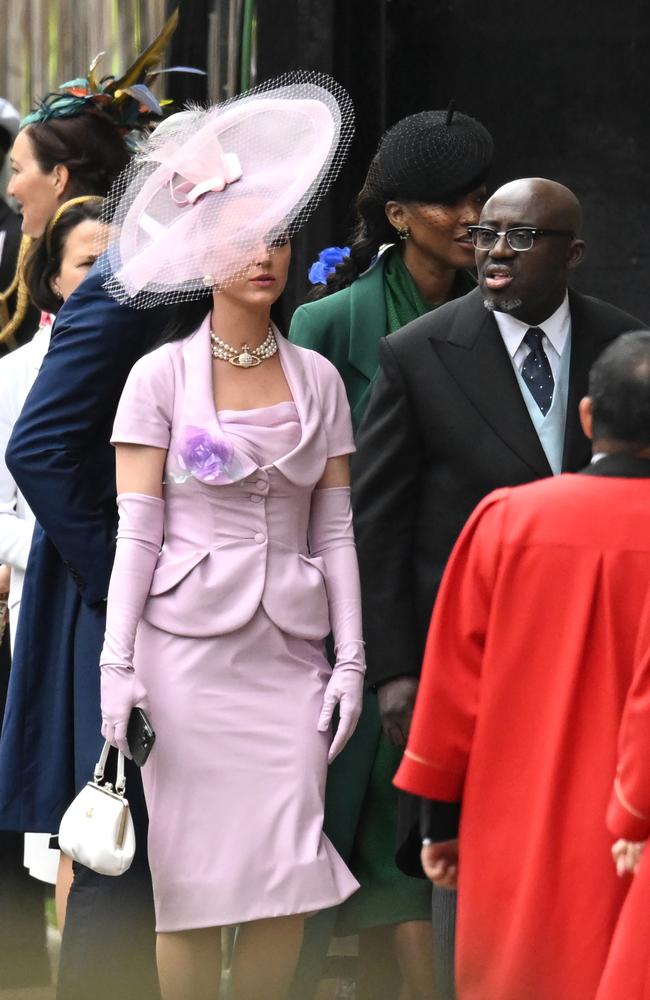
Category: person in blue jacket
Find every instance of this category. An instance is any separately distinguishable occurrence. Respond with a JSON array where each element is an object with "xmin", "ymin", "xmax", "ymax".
[
  {"xmin": 0, "ymin": 20, "xmax": 185, "ymax": 996},
  {"xmin": 0, "ymin": 260, "xmax": 167, "ymax": 999}
]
